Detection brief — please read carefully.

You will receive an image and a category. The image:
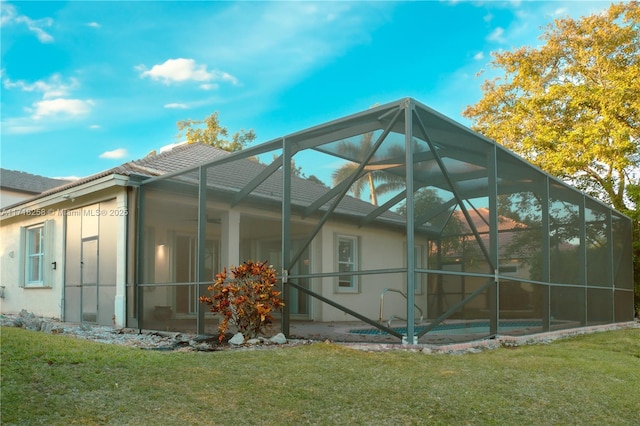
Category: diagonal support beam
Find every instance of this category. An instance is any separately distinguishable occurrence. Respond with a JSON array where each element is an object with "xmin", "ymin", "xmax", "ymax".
[
  {"xmin": 231, "ymin": 154, "xmax": 286, "ymax": 208},
  {"xmin": 287, "ymin": 281, "xmax": 404, "ymax": 339},
  {"xmin": 413, "ymin": 110, "xmax": 495, "ymax": 270},
  {"xmin": 303, "ymin": 177, "xmax": 355, "ymax": 219},
  {"xmin": 359, "ymin": 190, "xmax": 407, "ymax": 226},
  {"xmin": 417, "ymin": 277, "xmax": 495, "ymax": 338},
  {"xmin": 288, "ymin": 109, "xmax": 403, "ymax": 268}
]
